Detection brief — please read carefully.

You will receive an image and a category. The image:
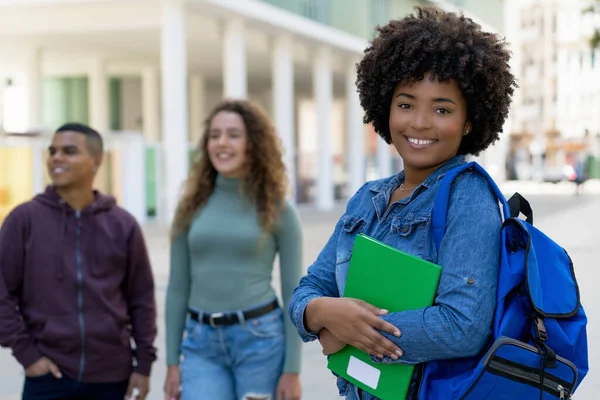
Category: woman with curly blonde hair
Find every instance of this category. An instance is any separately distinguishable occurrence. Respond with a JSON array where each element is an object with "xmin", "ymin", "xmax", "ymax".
[{"xmin": 163, "ymin": 99, "xmax": 303, "ymax": 400}]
